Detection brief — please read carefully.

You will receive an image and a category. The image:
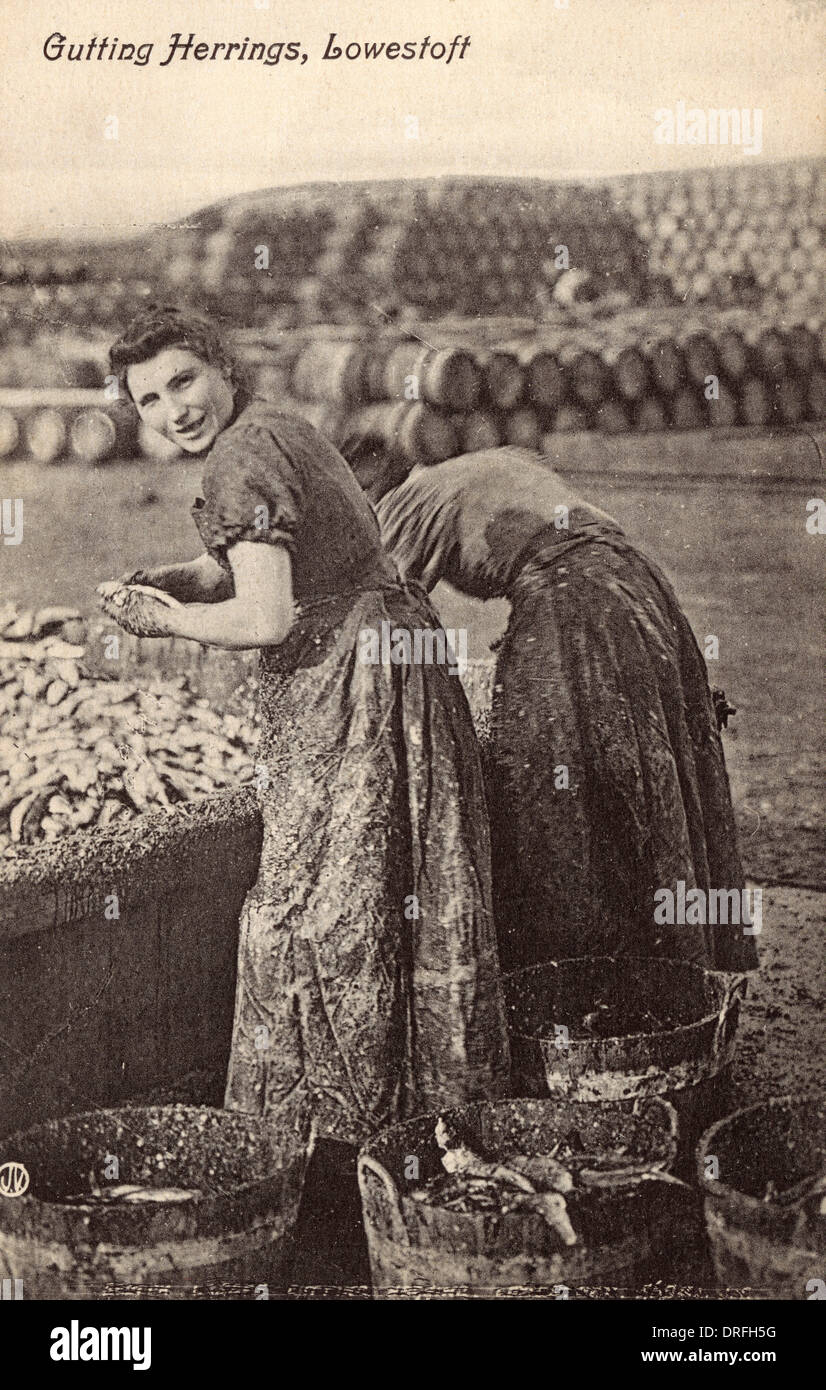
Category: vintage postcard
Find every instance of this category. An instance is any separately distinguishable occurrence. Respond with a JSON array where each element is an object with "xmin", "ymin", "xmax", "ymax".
[{"xmin": 0, "ymin": 0, "xmax": 823, "ymax": 1358}]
